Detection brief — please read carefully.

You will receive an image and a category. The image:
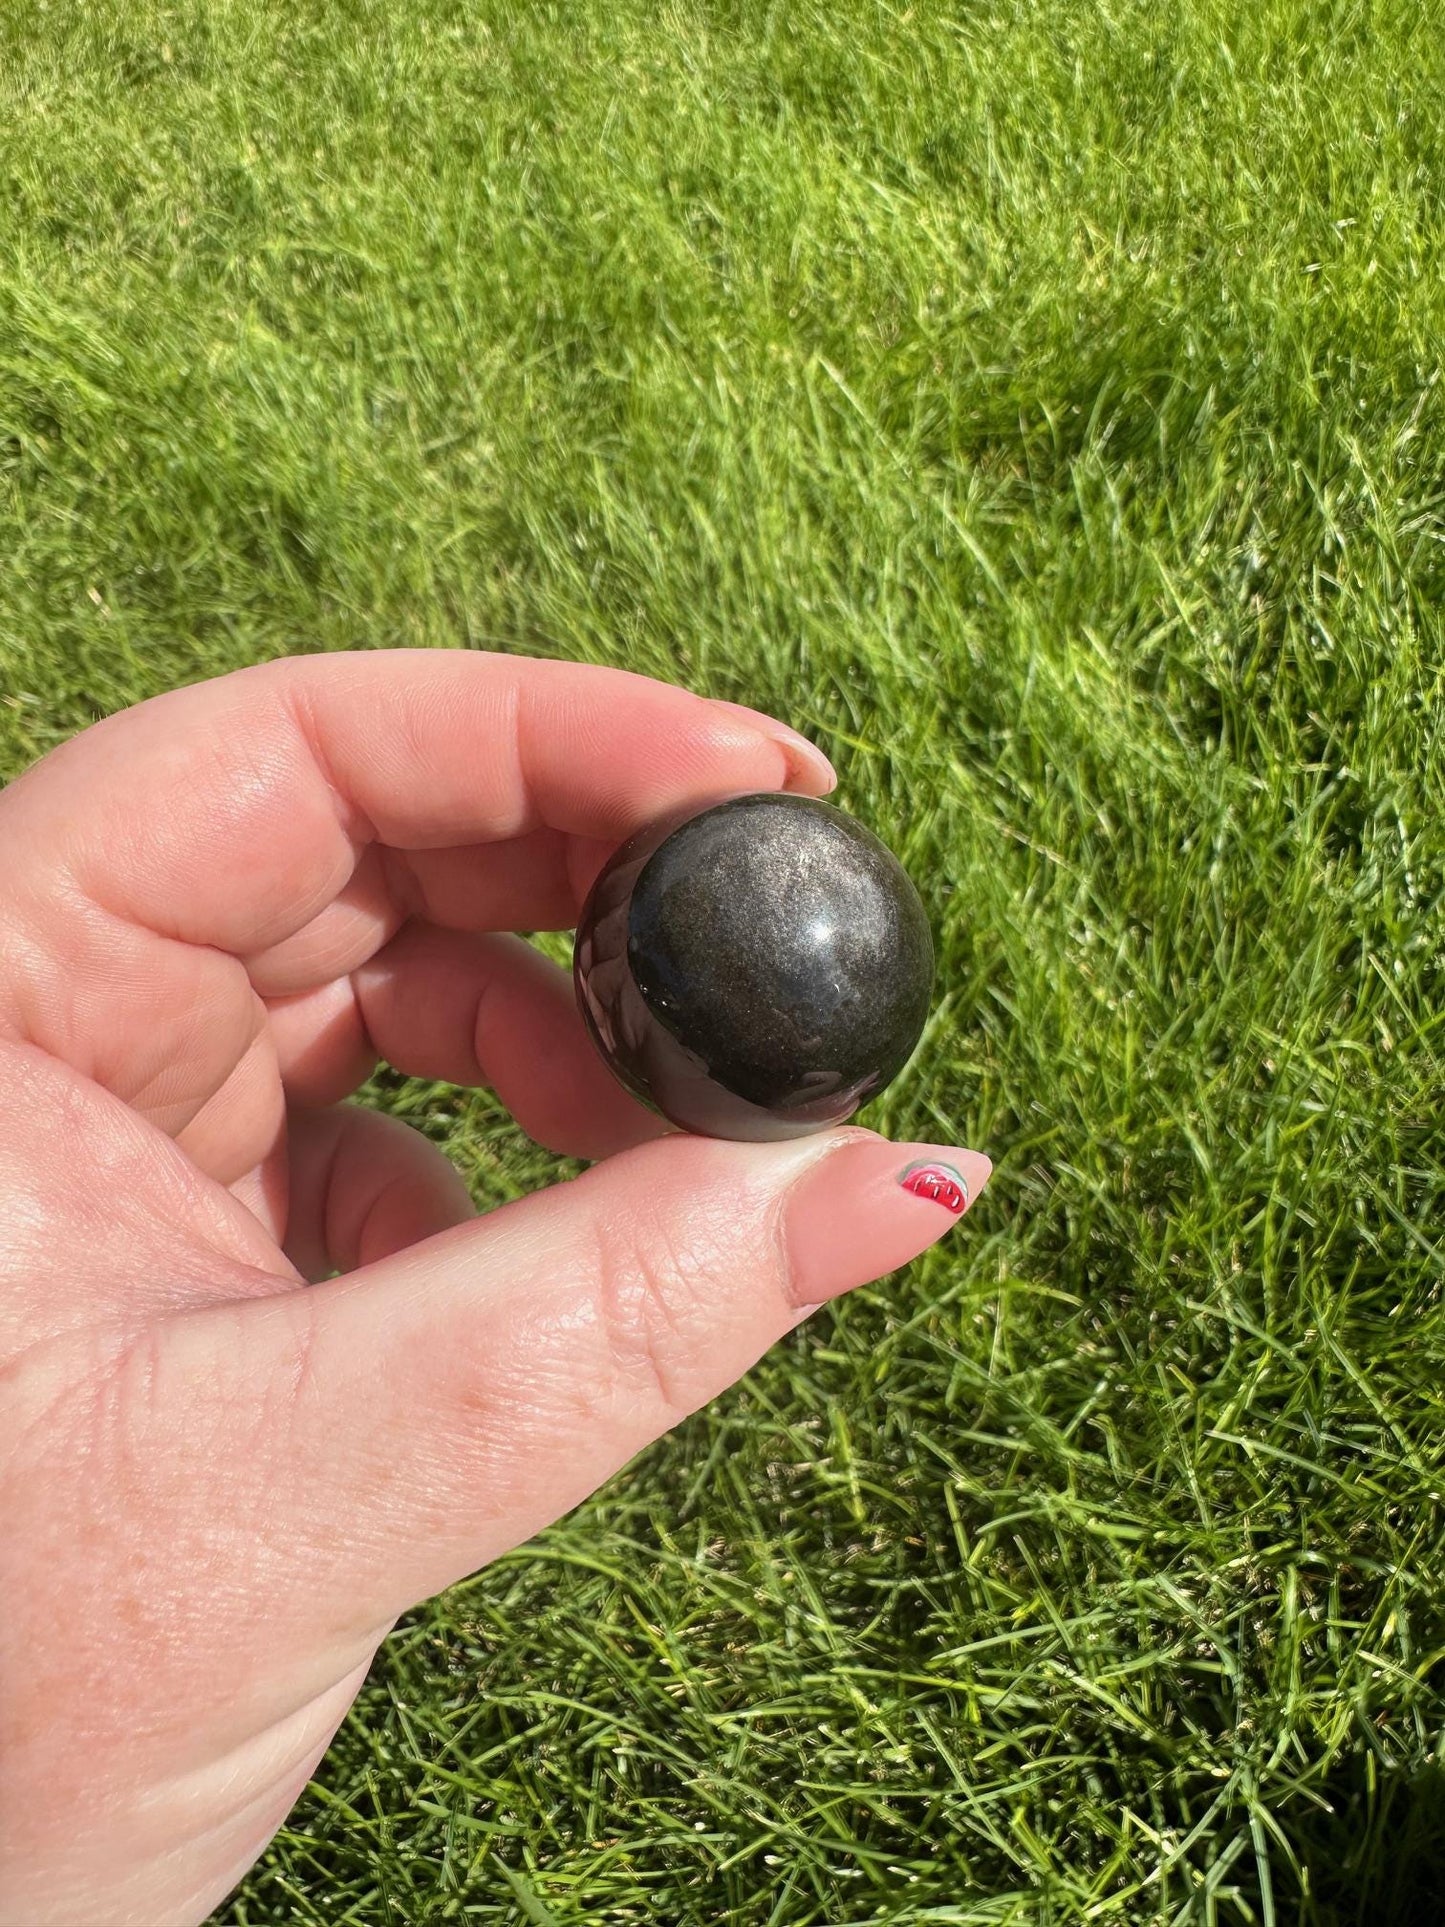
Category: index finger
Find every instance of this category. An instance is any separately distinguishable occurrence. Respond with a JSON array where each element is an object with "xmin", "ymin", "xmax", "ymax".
[{"xmin": 0, "ymin": 649, "xmax": 835, "ymax": 957}]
